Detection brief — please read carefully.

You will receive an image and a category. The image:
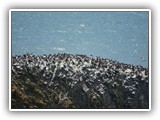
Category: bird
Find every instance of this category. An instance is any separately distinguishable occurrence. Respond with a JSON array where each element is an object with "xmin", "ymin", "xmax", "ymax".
[{"xmin": 140, "ymin": 56, "xmax": 146, "ymax": 62}]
